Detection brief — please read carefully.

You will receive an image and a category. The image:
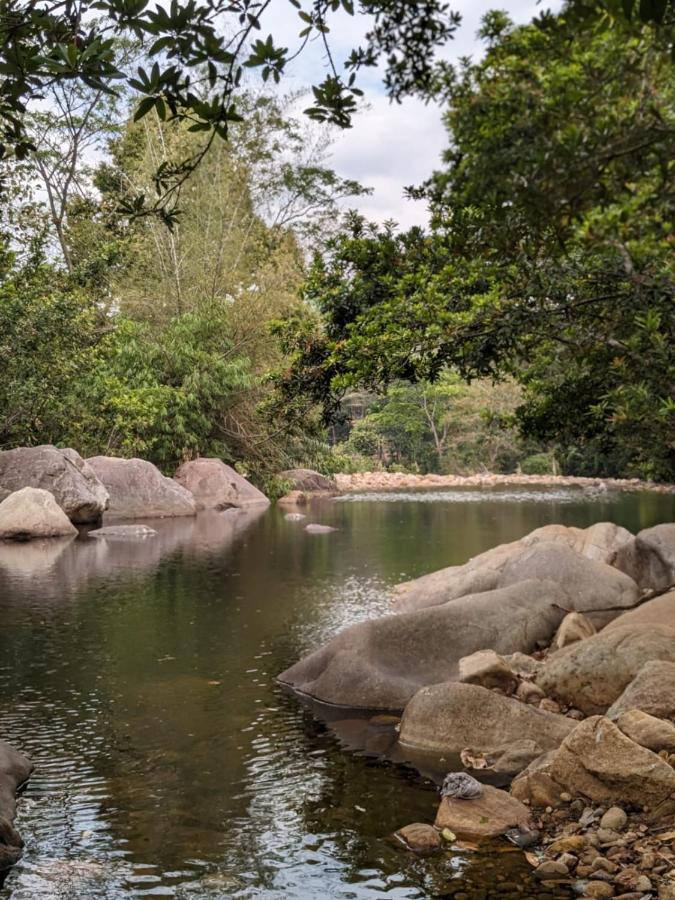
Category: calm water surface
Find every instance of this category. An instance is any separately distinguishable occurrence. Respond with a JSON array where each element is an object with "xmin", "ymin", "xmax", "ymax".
[{"xmin": 0, "ymin": 487, "xmax": 673, "ymax": 899}]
